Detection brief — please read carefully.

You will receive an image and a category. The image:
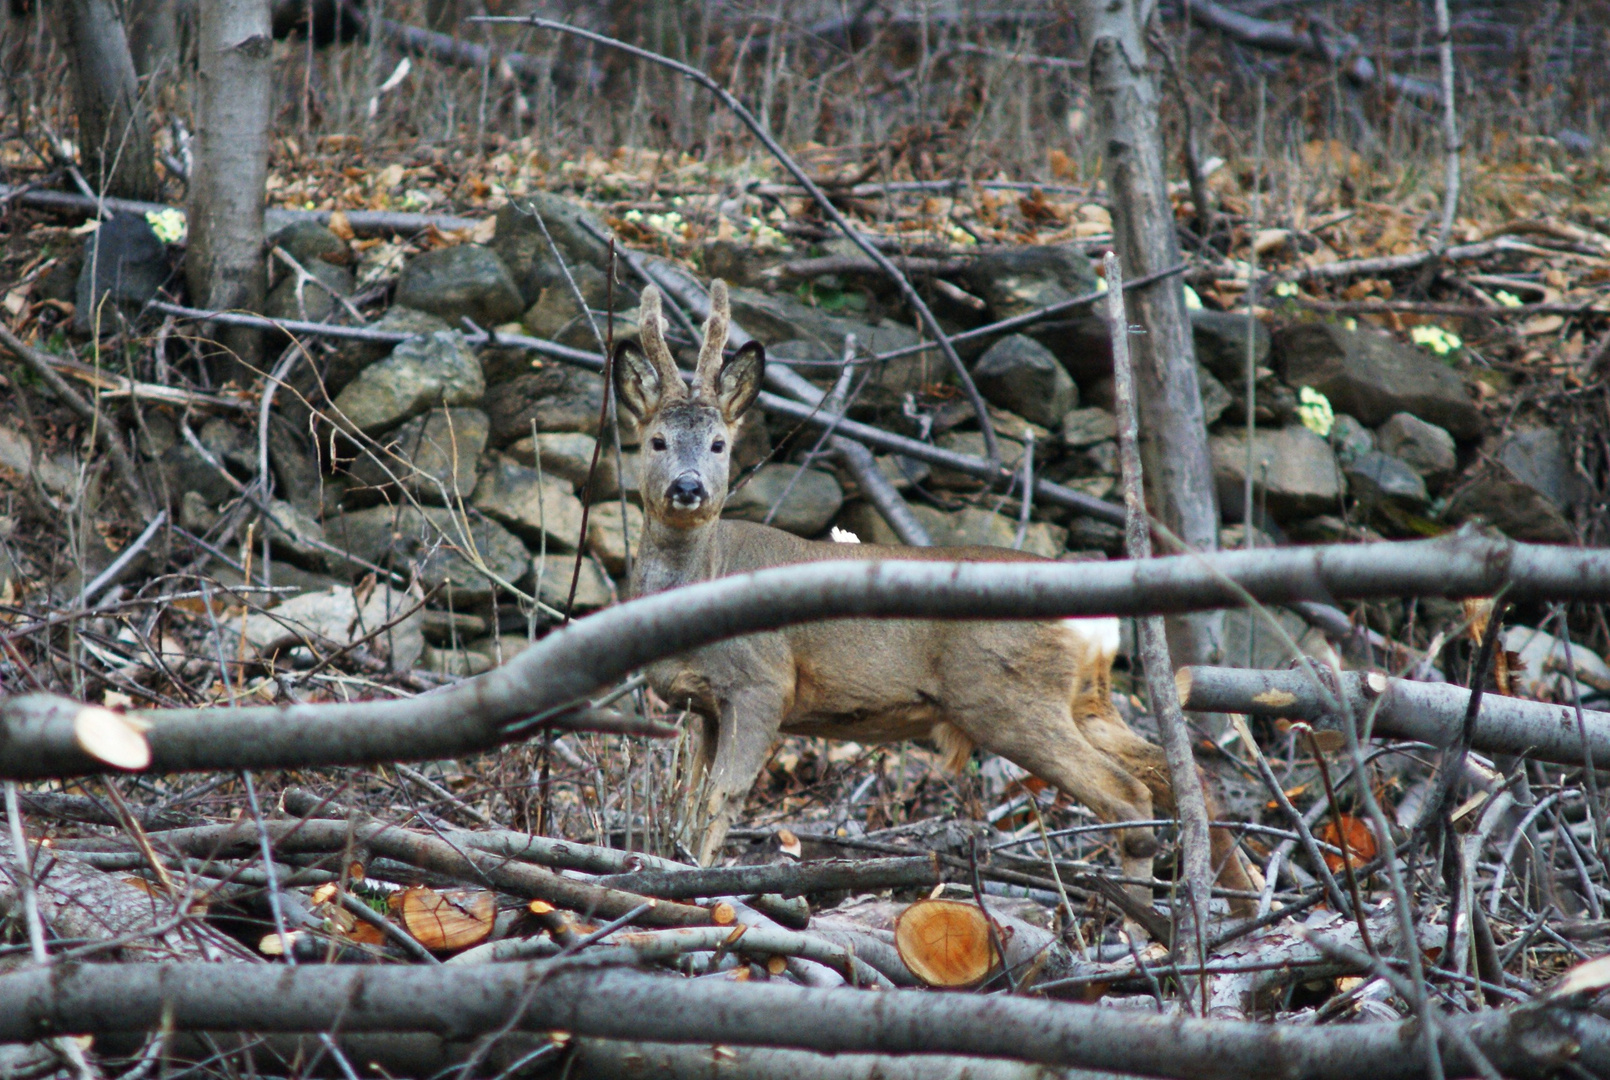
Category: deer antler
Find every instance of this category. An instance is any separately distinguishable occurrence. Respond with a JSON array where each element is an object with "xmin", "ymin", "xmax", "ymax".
[
  {"xmin": 694, "ymin": 279, "xmax": 732, "ymax": 401},
  {"xmin": 637, "ymin": 285, "xmax": 685, "ymax": 401}
]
